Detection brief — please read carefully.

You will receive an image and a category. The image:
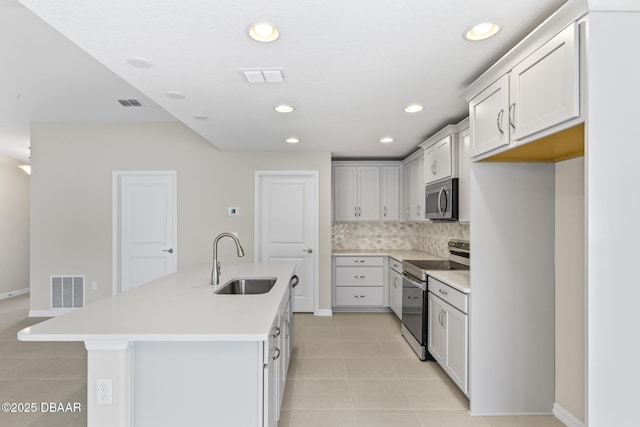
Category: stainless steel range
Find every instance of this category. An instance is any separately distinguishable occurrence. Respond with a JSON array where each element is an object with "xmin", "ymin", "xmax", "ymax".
[{"xmin": 401, "ymin": 239, "xmax": 470, "ymax": 360}]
